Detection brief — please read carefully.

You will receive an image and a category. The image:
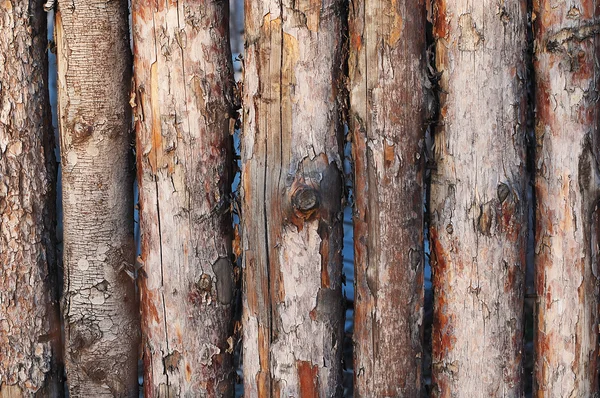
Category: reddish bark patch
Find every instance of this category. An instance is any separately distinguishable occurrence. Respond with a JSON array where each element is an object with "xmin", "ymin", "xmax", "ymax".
[
  {"xmin": 433, "ymin": 0, "xmax": 449, "ymax": 39},
  {"xmin": 351, "ymin": 29, "xmax": 362, "ymax": 53},
  {"xmin": 185, "ymin": 362, "xmax": 192, "ymax": 382},
  {"xmin": 430, "ymin": 227, "xmax": 455, "ymax": 360},
  {"xmin": 297, "ymin": 361, "xmax": 319, "ymax": 398},
  {"xmin": 309, "ymin": 307, "xmax": 318, "ymax": 321},
  {"xmin": 256, "ymin": 371, "xmax": 269, "ymax": 398},
  {"xmin": 258, "ymin": 325, "xmax": 269, "ymax": 374},
  {"xmin": 139, "ymin": 281, "xmax": 160, "ymax": 324},
  {"xmin": 384, "ymin": 141, "xmax": 395, "ymax": 170},
  {"xmin": 132, "ymin": 2, "xmax": 153, "ymax": 24}
]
